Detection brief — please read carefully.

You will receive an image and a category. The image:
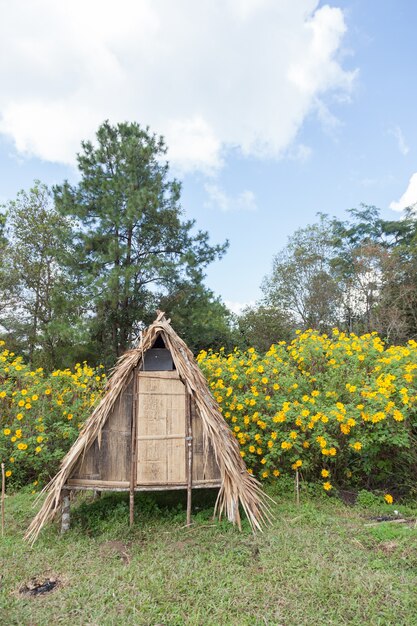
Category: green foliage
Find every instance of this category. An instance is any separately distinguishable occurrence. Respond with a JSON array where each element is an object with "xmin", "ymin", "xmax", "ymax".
[
  {"xmin": 54, "ymin": 120, "xmax": 228, "ymax": 365},
  {"xmin": 262, "ymin": 215, "xmax": 342, "ymax": 332},
  {"xmin": 159, "ymin": 283, "xmax": 235, "ymax": 353},
  {"xmin": 0, "ymin": 340, "xmax": 105, "ymax": 487},
  {"xmin": 236, "ymin": 304, "xmax": 294, "ymax": 352},
  {"xmin": 0, "ymin": 181, "xmax": 86, "ymax": 369},
  {"xmin": 356, "ymin": 489, "xmax": 383, "ymax": 509},
  {"xmin": 198, "ymin": 328, "xmax": 417, "ymax": 495},
  {"xmin": 260, "ymin": 205, "xmax": 417, "ymax": 343}
]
